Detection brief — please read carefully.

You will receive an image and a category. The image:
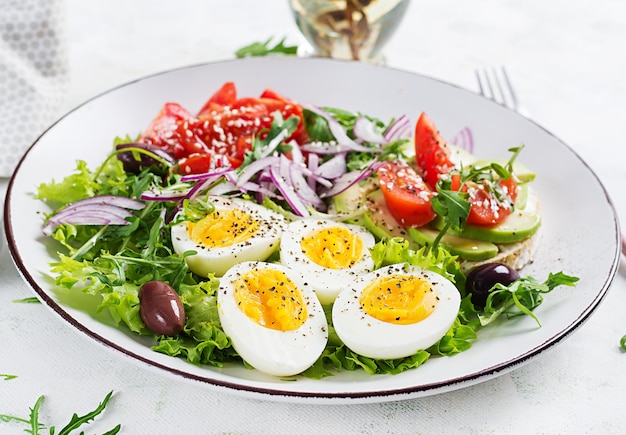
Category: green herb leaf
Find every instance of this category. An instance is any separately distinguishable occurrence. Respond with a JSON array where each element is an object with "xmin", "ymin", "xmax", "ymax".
[
  {"xmin": 431, "ymin": 188, "xmax": 470, "ymax": 232},
  {"xmin": 0, "ymin": 374, "xmax": 18, "ymax": 380},
  {"xmin": 240, "ymin": 112, "xmax": 298, "ymax": 169},
  {"xmin": 27, "ymin": 395, "xmax": 45, "ymax": 435},
  {"xmin": 54, "ymin": 390, "xmax": 119, "ymax": 435},
  {"xmin": 479, "ymin": 272, "xmax": 580, "ymax": 327},
  {"xmin": 235, "ymin": 37, "xmax": 298, "ymax": 58},
  {"xmin": 12, "ymin": 297, "xmax": 41, "ymax": 304}
]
